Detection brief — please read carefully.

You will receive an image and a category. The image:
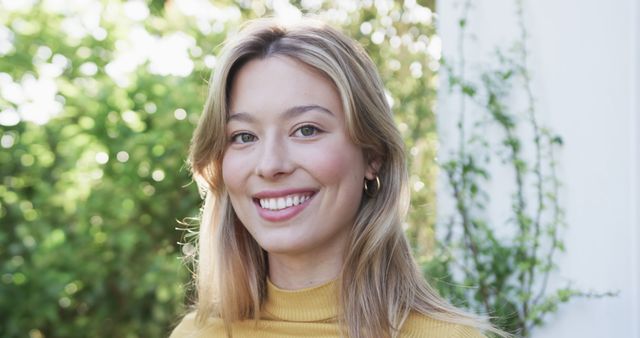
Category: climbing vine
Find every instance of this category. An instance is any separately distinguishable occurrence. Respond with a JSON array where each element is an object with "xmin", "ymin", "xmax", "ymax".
[{"xmin": 424, "ymin": 1, "xmax": 616, "ymax": 336}]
